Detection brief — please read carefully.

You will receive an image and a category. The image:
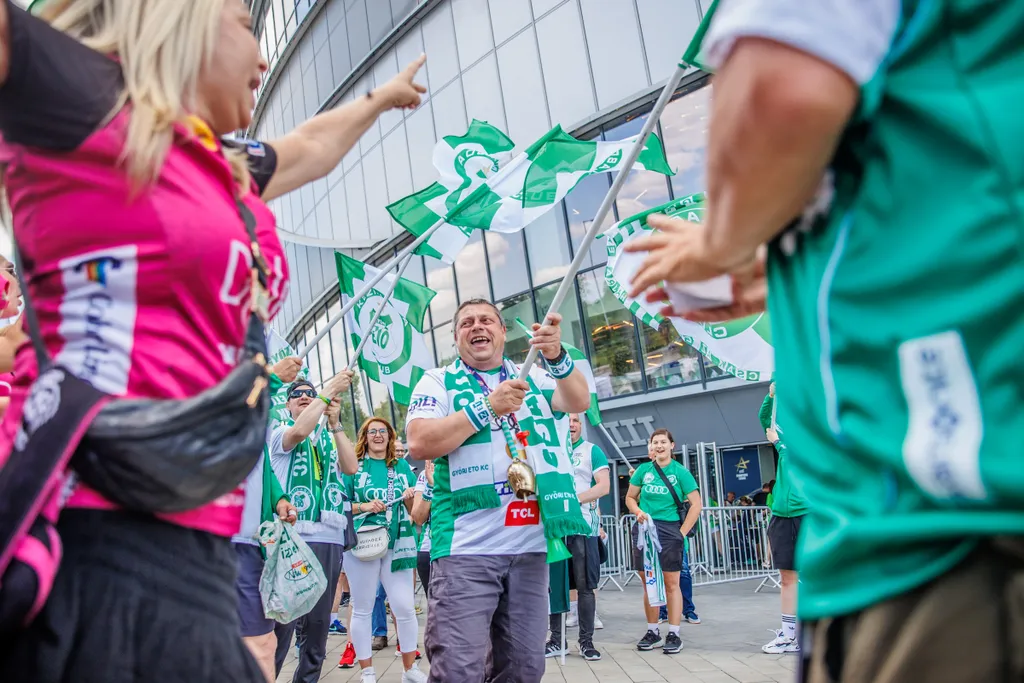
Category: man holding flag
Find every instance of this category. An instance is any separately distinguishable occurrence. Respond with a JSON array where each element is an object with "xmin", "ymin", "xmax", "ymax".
[
  {"xmin": 626, "ymin": 1, "xmax": 1024, "ymax": 680},
  {"xmin": 406, "ymin": 299, "xmax": 591, "ymax": 682}
]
